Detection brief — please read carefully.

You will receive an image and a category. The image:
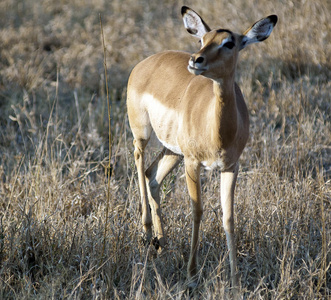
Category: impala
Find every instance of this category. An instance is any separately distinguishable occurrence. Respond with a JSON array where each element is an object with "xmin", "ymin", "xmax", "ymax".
[{"xmin": 127, "ymin": 6, "xmax": 277, "ymax": 288}]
